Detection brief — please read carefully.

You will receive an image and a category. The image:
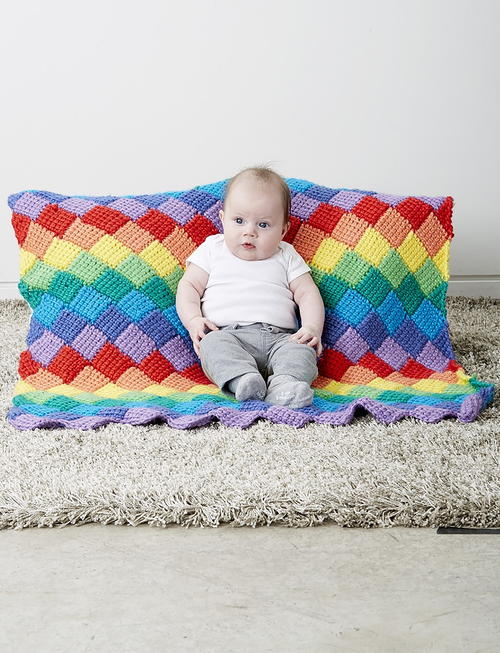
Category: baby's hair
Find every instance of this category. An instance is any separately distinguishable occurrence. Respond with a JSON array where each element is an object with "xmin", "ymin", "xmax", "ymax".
[{"xmin": 223, "ymin": 164, "xmax": 291, "ymax": 227}]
